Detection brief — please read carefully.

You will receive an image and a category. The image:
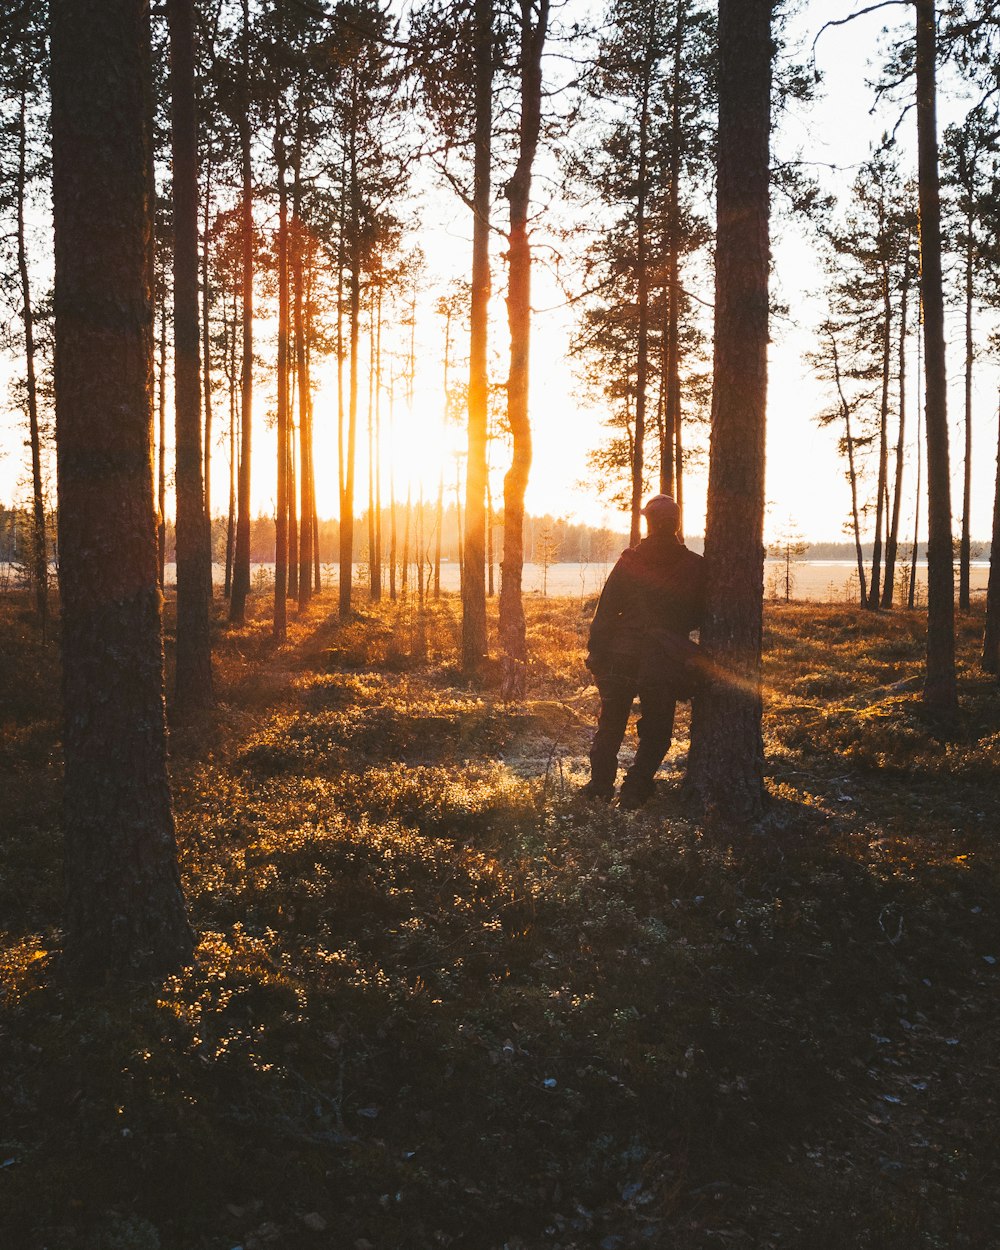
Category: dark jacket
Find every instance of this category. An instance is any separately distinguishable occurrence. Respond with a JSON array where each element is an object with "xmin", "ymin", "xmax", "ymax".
[{"xmin": 587, "ymin": 532, "xmax": 705, "ymax": 684}]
